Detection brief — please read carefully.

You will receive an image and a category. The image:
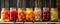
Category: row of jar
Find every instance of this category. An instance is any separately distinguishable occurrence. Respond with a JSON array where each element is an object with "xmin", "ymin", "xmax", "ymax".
[{"xmin": 1, "ymin": 7, "xmax": 58, "ymax": 22}]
